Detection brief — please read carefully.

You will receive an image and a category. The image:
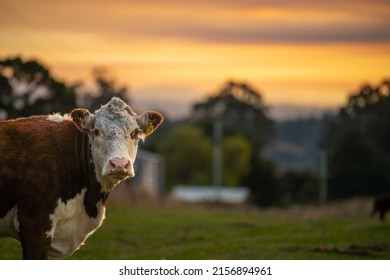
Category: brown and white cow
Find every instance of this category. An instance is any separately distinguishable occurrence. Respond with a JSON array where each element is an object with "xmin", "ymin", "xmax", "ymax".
[
  {"xmin": 372, "ymin": 194, "xmax": 390, "ymax": 222},
  {"xmin": 0, "ymin": 97, "xmax": 163, "ymax": 259}
]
